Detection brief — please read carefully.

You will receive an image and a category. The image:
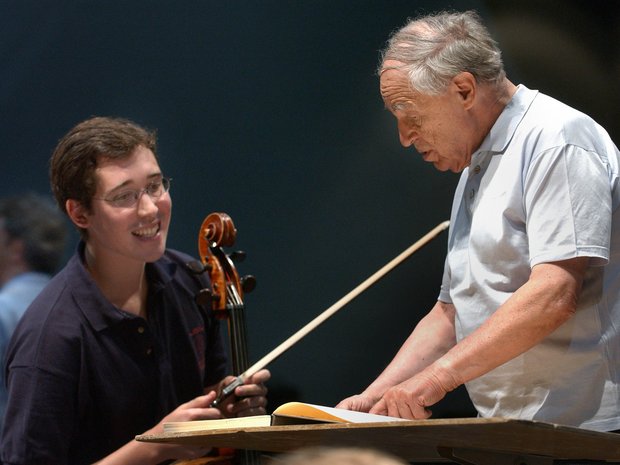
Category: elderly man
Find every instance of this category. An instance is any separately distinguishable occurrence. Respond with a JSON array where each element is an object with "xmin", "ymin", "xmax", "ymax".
[{"xmin": 339, "ymin": 10, "xmax": 620, "ymax": 432}]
